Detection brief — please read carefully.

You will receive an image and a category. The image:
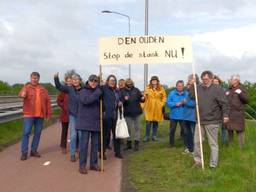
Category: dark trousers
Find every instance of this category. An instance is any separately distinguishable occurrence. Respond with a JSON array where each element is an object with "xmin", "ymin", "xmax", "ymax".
[
  {"xmin": 78, "ymin": 130, "xmax": 99, "ymax": 168},
  {"xmin": 169, "ymin": 119, "xmax": 186, "ymax": 146},
  {"xmin": 60, "ymin": 122, "xmax": 69, "ymax": 149},
  {"xmin": 184, "ymin": 121, "xmax": 196, "ymax": 152},
  {"xmin": 145, "ymin": 121, "xmax": 159, "ymax": 139},
  {"xmin": 102, "ymin": 117, "xmax": 121, "ymax": 155}
]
